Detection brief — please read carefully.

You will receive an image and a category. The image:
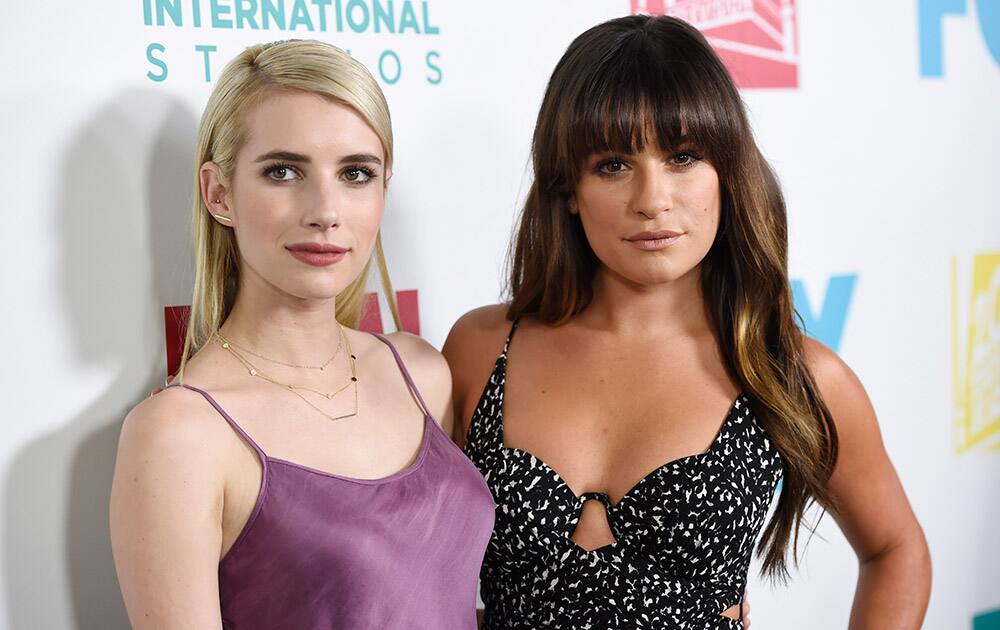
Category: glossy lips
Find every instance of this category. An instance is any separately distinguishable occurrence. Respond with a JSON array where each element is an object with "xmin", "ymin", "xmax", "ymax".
[
  {"xmin": 625, "ymin": 230, "xmax": 684, "ymax": 251},
  {"xmin": 285, "ymin": 242, "xmax": 350, "ymax": 266}
]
